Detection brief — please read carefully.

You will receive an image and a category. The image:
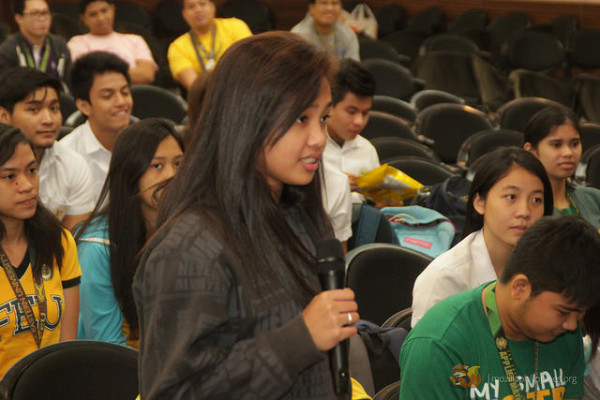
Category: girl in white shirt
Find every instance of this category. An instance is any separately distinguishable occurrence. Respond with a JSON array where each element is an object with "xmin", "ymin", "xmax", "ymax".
[{"xmin": 411, "ymin": 147, "xmax": 553, "ymax": 327}]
